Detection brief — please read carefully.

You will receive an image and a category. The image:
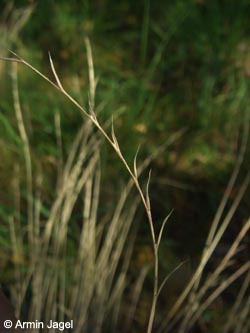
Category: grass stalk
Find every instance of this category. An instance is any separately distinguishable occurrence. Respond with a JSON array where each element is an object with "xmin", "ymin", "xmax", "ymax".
[{"xmin": 0, "ymin": 40, "xmax": 166, "ymax": 332}]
